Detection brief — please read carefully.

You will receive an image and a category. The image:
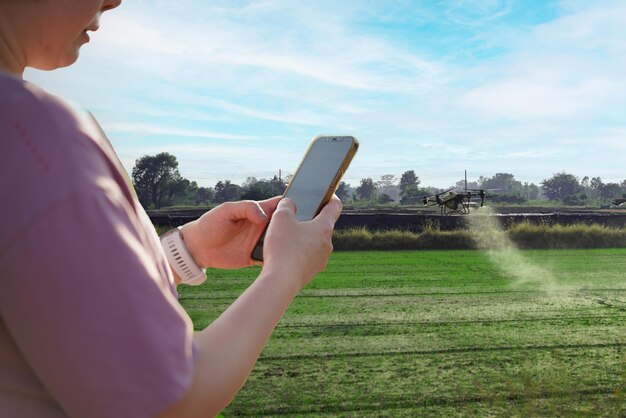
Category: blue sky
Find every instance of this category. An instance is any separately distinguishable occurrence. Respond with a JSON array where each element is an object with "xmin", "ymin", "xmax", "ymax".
[{"xmin": 26, "ymin": 0, "xmax": 626, "ymax": 189}]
